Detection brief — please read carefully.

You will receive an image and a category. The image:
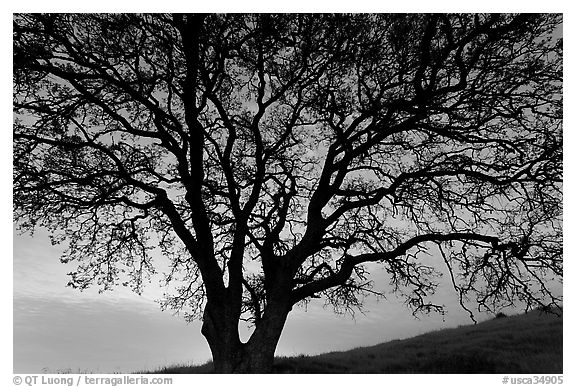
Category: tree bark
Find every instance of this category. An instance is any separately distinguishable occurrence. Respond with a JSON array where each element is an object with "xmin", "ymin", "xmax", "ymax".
[{"xmin": 202, "ymin": 300, "xmax": 291, "ymax": 373}]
